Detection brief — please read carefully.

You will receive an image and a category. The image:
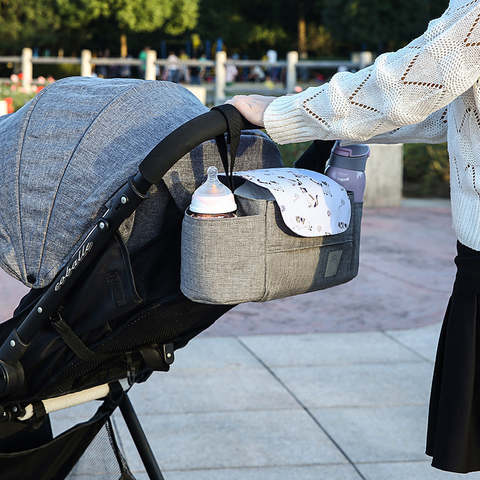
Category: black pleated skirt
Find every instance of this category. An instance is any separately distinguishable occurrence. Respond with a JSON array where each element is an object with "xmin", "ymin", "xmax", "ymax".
[{"xmin": 427, "ymin": 241, "xmax": 480, "ymax": 473}]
